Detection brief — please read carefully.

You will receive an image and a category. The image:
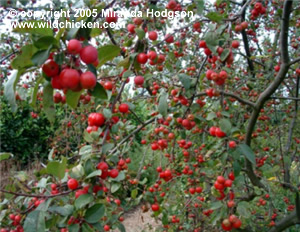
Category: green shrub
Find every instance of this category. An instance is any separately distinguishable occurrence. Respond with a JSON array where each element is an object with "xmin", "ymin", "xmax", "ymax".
[{"xmin": 0, "ymin": 96, "xmax": 57, "ymax": 165}]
